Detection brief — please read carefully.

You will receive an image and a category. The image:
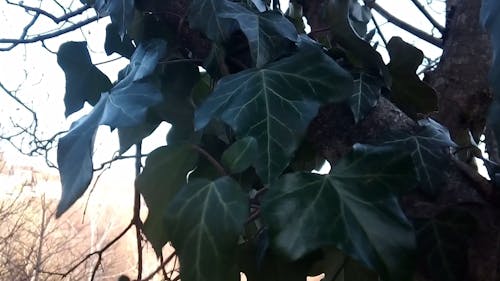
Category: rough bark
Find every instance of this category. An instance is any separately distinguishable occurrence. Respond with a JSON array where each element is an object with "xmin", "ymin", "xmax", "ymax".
[{"xmin": 429, "ymin": 0, "xmax": 493, "ymax": 159}]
